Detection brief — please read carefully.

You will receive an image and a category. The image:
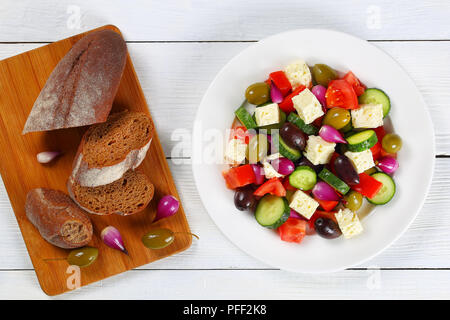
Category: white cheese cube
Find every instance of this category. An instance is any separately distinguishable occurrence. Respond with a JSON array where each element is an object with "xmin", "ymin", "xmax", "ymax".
[
  {"xmin": 304, "ymin": 136, "xmax": 336, "ymax": 165},
  {"xmin": 284, "ymin": 60, "xmax": 312, "ymax": 89},
  {"xmin": 351, "ymin": 104, "xmax": 384, "ymax": 129},
  {"xmin": 335, "ymin": 208, "xmax": 363, "ymax": 239},
  {"xmin": 289, "ymin": 190, "xmax": 319, "ymax": 220},
  {"xmin": 254, "ymin": 103, "xmax": 279, "ymax": 127},
  {"xmin": 262, "ymin": 161, "xmax": 283, "ymax": 179},
  {"xmin": 344, "ymin": 149, "xmax": 375, "ymax": 173},
  {"xmin": 292, "ymin": 88, "xmax": 324, "ymax": 124},
  {"xmin": 224, "ymin": 139, "xmax": 247, "ymax": 165}
]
